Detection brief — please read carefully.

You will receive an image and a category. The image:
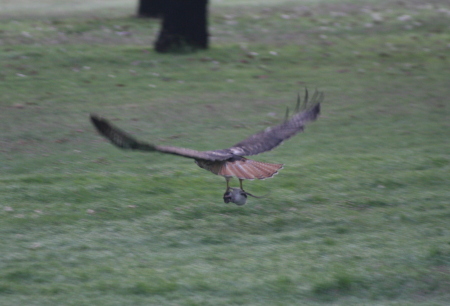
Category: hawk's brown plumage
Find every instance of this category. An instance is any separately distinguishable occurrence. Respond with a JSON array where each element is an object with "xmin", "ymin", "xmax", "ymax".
[{"xmin": 90, "ymin": 89, "xmax": 323, "ymax": 203}]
